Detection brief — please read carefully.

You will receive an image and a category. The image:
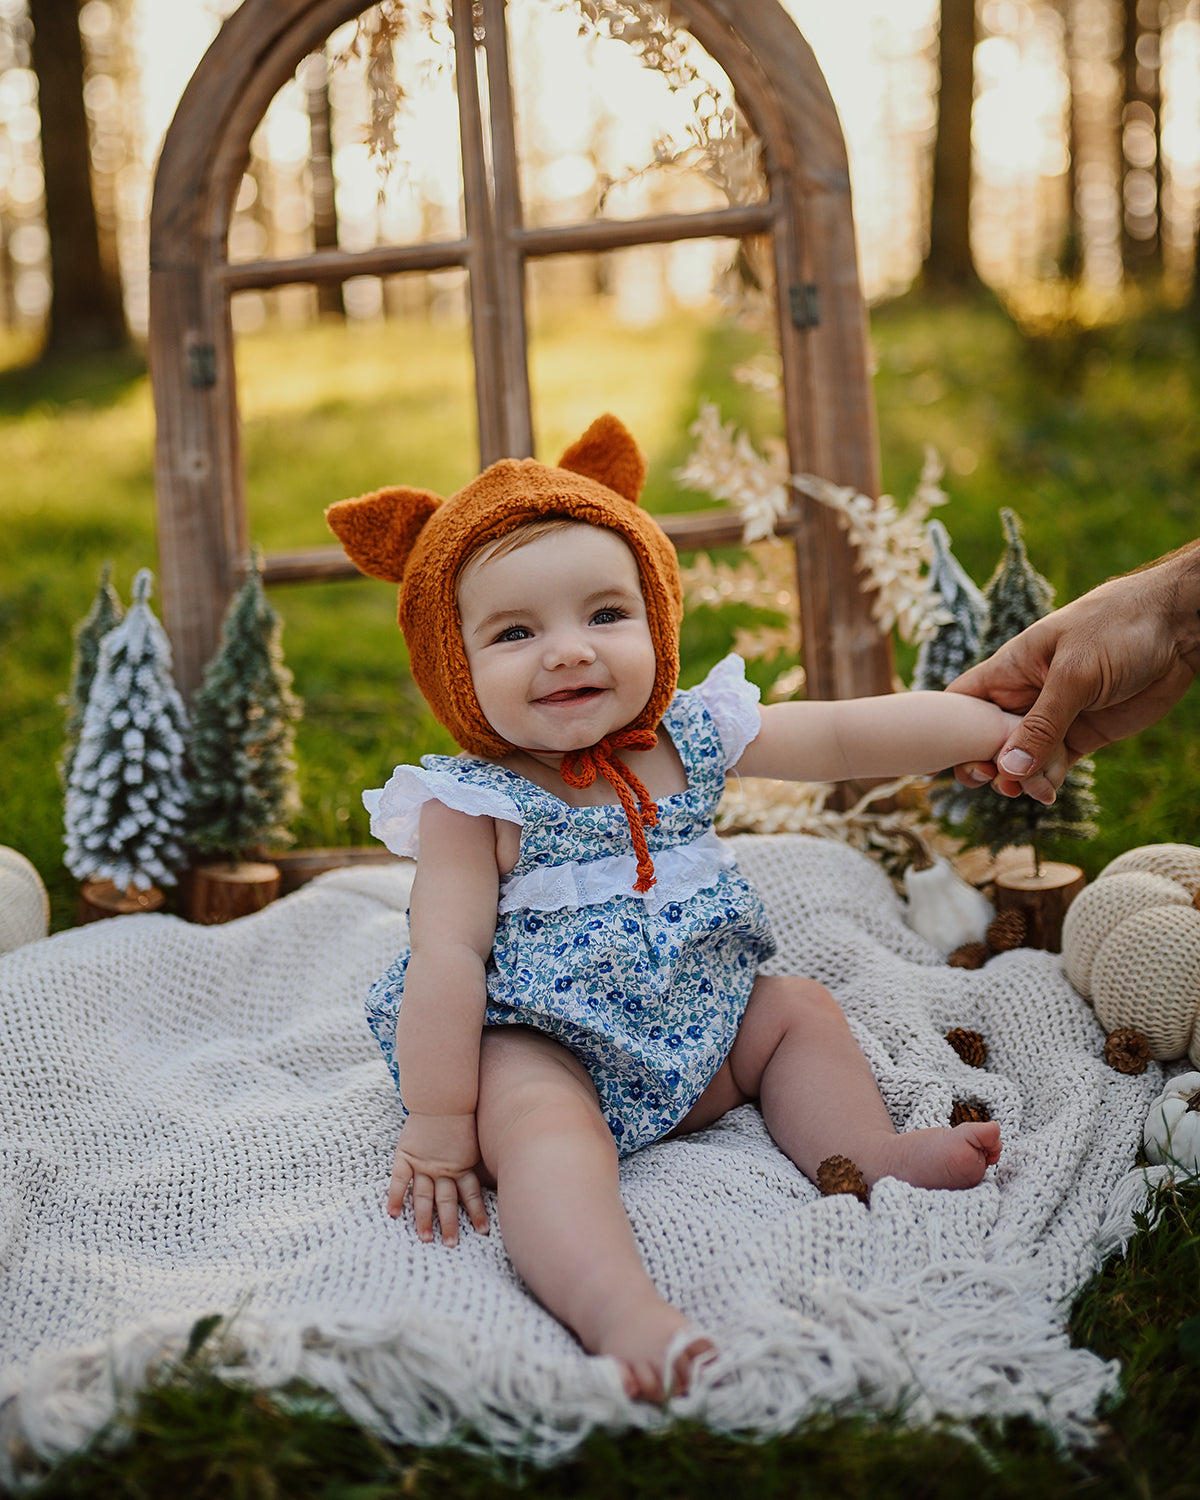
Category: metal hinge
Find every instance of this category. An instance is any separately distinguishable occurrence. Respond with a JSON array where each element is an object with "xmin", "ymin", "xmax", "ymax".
[
  {"xmin": 187, "ymin": 339, "xmax": 217, "ymax": 389},
  {"xmin": 789, "ymin": 283, "xmax": 820, "ymax": 330}
]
